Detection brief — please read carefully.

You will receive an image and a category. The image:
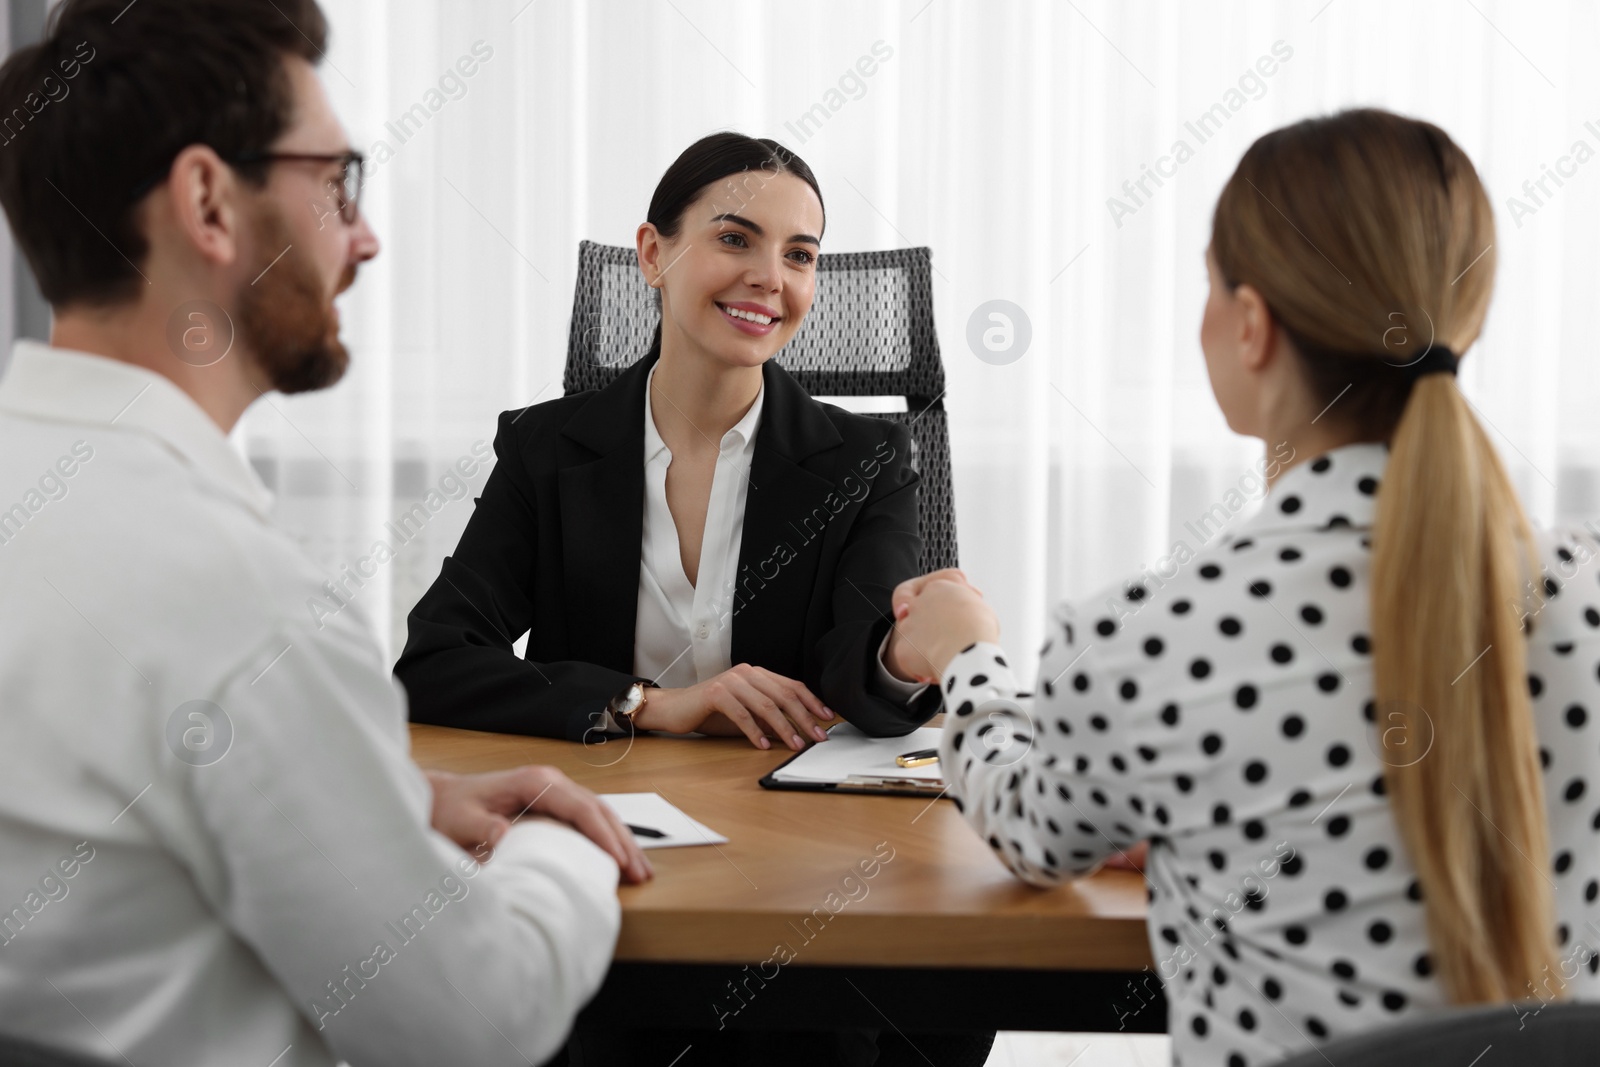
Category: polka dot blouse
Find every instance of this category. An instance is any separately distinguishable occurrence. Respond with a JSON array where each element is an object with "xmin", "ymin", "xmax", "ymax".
[{"xmin": 938, "ymin": 442, "xmax": 1600, "ymax": 1067}]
